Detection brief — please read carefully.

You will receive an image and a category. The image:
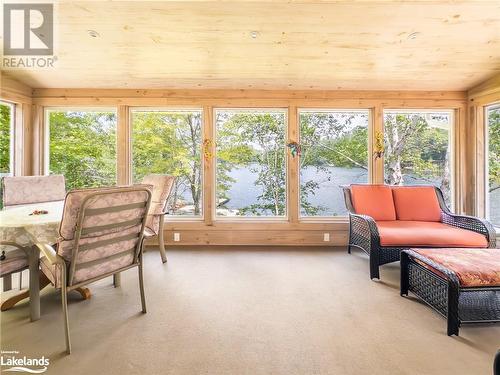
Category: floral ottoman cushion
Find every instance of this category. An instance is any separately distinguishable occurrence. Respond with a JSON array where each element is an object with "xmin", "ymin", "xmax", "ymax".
[{"xmin": 410, "ymin": 248, "xmax": 500, "ymax": 288}]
